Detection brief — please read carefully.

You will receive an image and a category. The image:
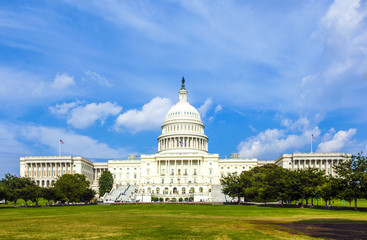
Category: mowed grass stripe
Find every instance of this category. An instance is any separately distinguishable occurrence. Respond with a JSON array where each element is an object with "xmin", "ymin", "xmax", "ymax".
[{"xmin": 0, "ymin": 204, "xmax": 366, "ymax": 239}]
